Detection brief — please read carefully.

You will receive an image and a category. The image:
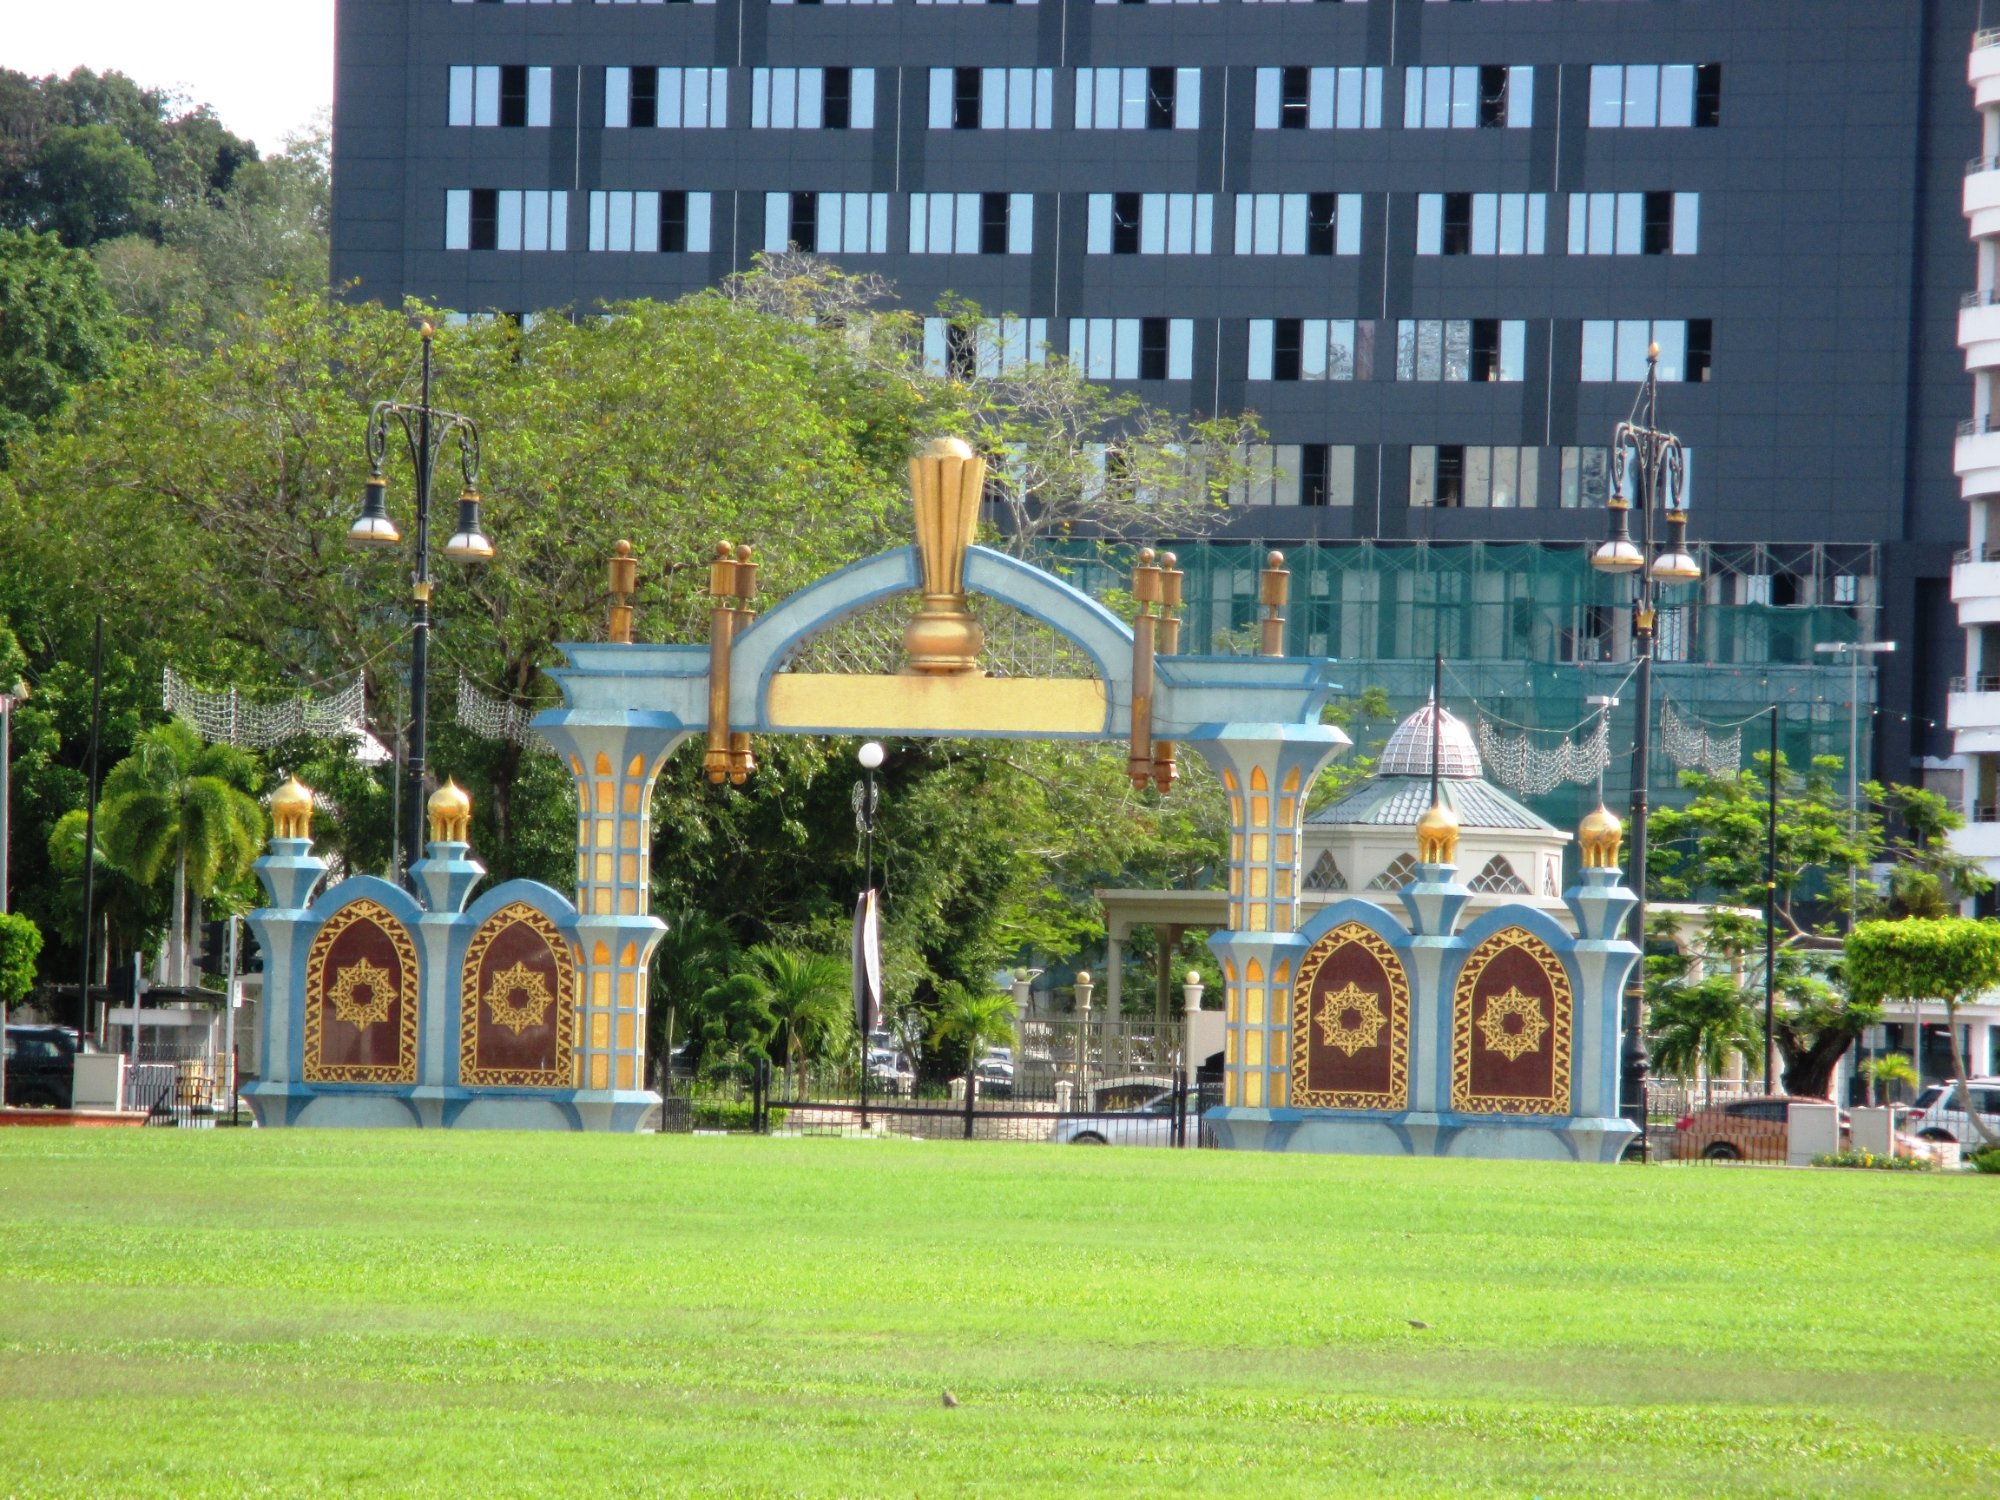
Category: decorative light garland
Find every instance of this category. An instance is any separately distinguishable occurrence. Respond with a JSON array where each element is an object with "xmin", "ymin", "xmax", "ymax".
[
  {"xmin": 162, "ymin": 668, "xmax": 366, "ymax": 749},
  {"xmin": 1475, "ymin": 712, "xmax": 1611, "ymax": 797}
]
